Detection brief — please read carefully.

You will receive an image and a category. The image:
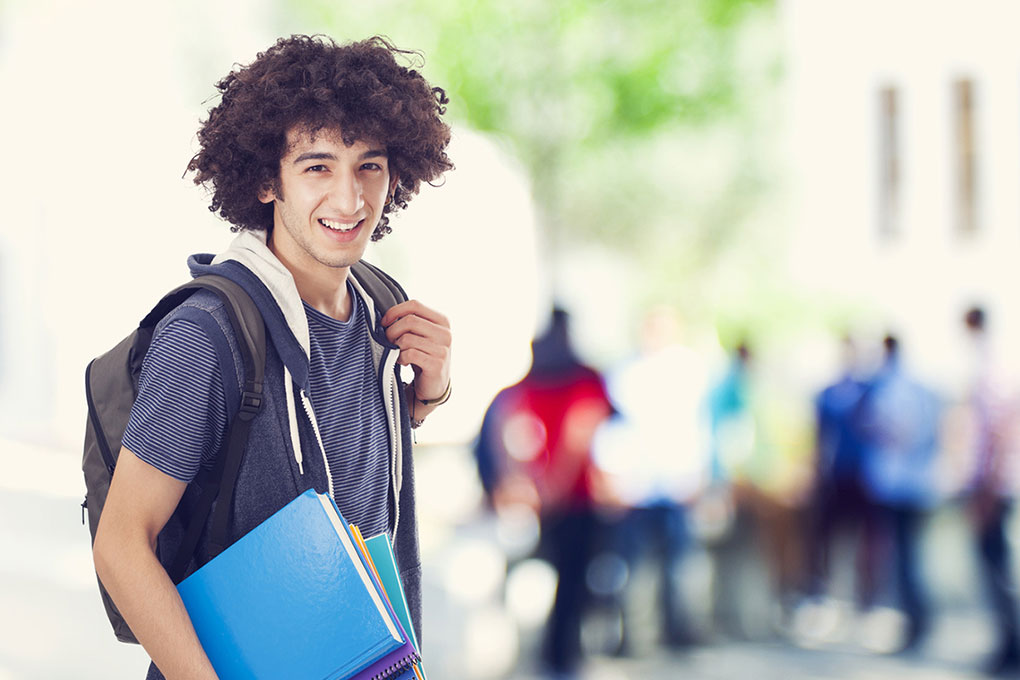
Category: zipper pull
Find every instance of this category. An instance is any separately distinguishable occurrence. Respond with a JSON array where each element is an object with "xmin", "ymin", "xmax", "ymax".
[{"xmin": 81, "ymin": 497, "xmax": 87, "ymax": 526}]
